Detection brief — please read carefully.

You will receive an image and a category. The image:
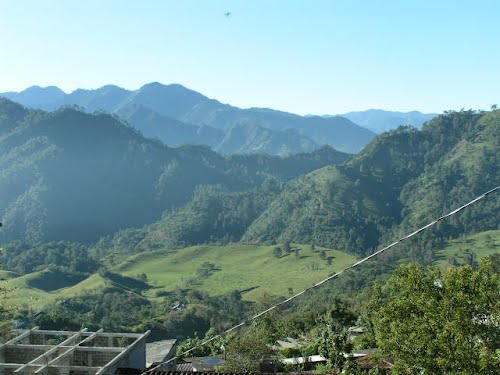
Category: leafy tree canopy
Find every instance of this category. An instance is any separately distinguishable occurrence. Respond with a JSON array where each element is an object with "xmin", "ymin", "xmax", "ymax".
[{"xmin": 369, "ymin": 260, "xmax": 500, "ymax": 374}]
